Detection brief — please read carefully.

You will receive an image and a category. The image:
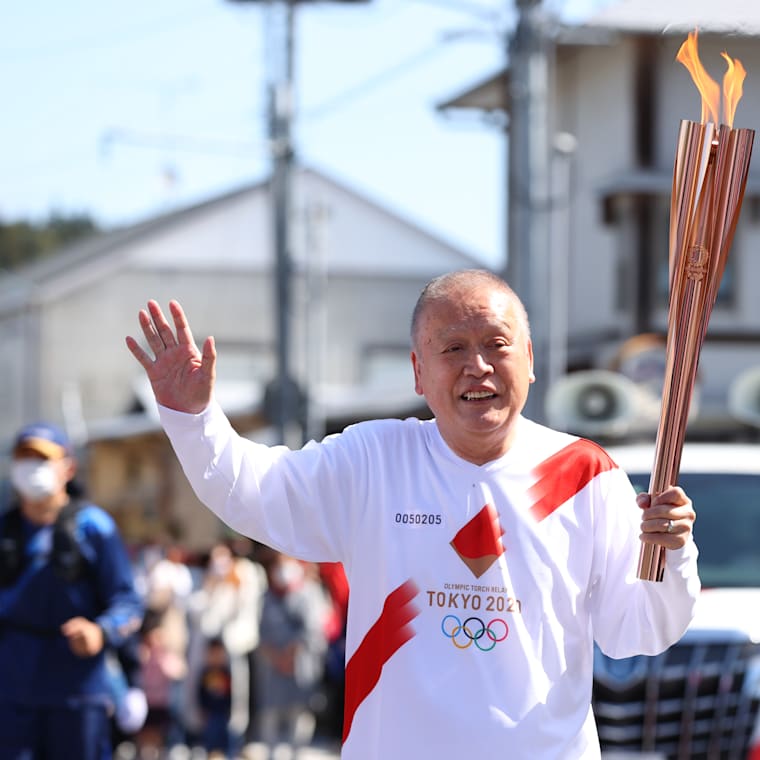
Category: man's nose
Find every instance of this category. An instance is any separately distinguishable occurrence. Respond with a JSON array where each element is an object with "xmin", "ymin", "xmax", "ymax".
[{"xmin": 464, "ymin": 350, "xmax": 493, "ymax": 375}]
